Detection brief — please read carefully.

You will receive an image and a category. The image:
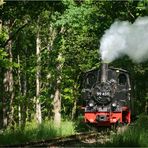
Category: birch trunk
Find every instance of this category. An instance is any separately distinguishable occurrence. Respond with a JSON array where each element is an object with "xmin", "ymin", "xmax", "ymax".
[
  {"xmin": 16, "ymin": 38, "xmax": 27, "ymax": 128},
  {"xmin": 72, "ymin": 99, "xmax": 77, "ymax": 120},
  {"xmin": 36, "ymin": 30, "xmax": 42, "ymax": 124},
  {"xmin": 2, "ymin": 20, "xmax": 14, "ymax": 128},
  {"xmin": 1, "ymin": 19, "xmax": 7, "ymax": 128},
  {"xmin": 17, "ymin": 55, "xmax": 21, "ymax": 126},
  {"xmin": 2, "ymin": 70, "xmax": 8, "ymax": 128},
  {"xmin": 8, "ymin": 39, "xmax": 14, "ymax": 127},
  {"xmin": 8, "ymin": 73, "xmax": 14, "ymax": 128},
  {"xmin": 54, "ymin": 81, "xmax": 61, "ymax": 127},
  {"xmin": 0, "ymin": 20, "xmax": 7, "ymax": 128},
  {"xmin": 53, "ymin": 53, "xmax": 62, "ymax": 127},
  {"xmin": 21, "ymin": 71, "xmax": 27, "ymax": 128},
  {"xmin": 3, "ymin": 42, "xmax": 14, "ymax": 127},
  {"xmin": 71, "ymin": 83, "xmax": 78, "ymax": 120}
]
